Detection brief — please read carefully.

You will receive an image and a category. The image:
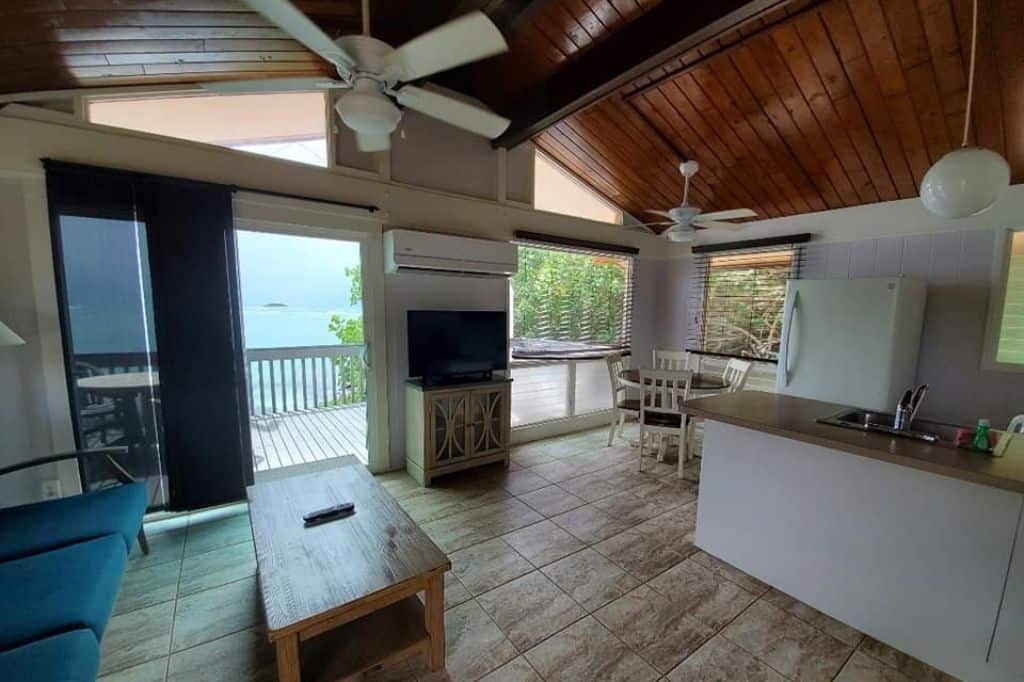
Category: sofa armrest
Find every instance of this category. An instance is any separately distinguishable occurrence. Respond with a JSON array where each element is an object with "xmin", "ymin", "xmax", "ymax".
[{"xmin": 0, "ymin": 447, "xmax": 132, "ymax": 483}]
